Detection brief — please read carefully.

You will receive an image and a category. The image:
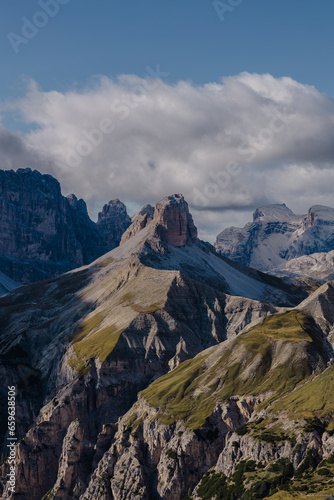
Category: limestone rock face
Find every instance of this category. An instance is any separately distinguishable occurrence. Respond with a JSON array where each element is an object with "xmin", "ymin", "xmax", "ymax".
[
  {"xmin": 153, "ymin": 194, "xmax": 198, "ymax": 246},
  {"xmin": 0, "ymin": 168, "xmax": 81, "ymax": 282},
  {"xmin": 120, "ymin": 204, "xmax": 154, "ymax": 245},
  {"xmin": 81, "ymin": 395, "xmax": 334, "ymax": 500},
  {"xmin": 121, "ymin": 195, "xmax": 198, "ymax": 248},
  {"xmin": 97, "ymin": 199, "xmax": 131, "ymax": 250},
  {"xmin": 66, "ymin": 193, "xmax": 106, "ymax": 265},
  {"xmin": 0, "ymin": 169, "xmax": 130, "ymax": 283}
]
